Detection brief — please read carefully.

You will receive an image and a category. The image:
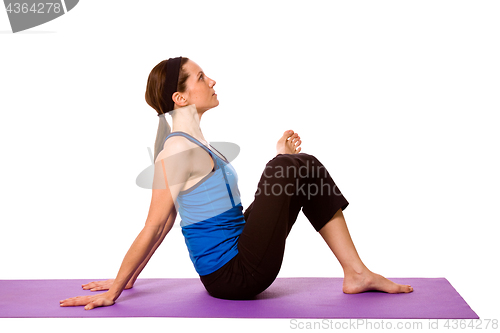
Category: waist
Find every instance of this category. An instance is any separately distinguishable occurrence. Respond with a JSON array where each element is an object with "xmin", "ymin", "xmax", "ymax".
[
  {"xmin": 181, "ymin": 203, "xmax": 245, "ymax": 231},
  {"xmin": 181, "ymin": 204, "xmax": 246, "ymax": 275}
]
